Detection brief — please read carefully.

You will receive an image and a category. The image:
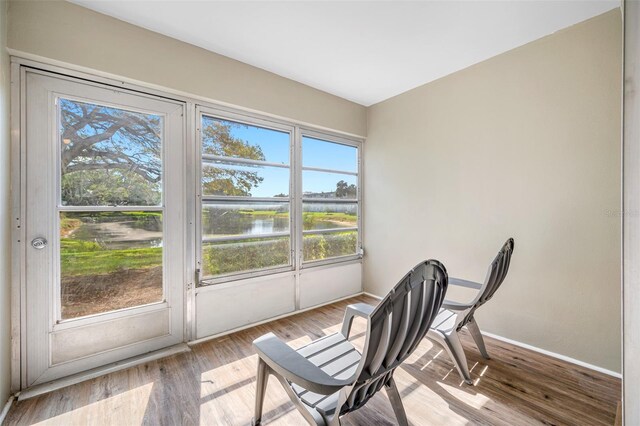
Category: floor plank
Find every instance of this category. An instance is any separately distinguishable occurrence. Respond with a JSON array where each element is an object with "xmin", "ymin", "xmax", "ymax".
[{"xmin": 5, "ymin": 295, "xmax": 621, "ymax": 425}]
